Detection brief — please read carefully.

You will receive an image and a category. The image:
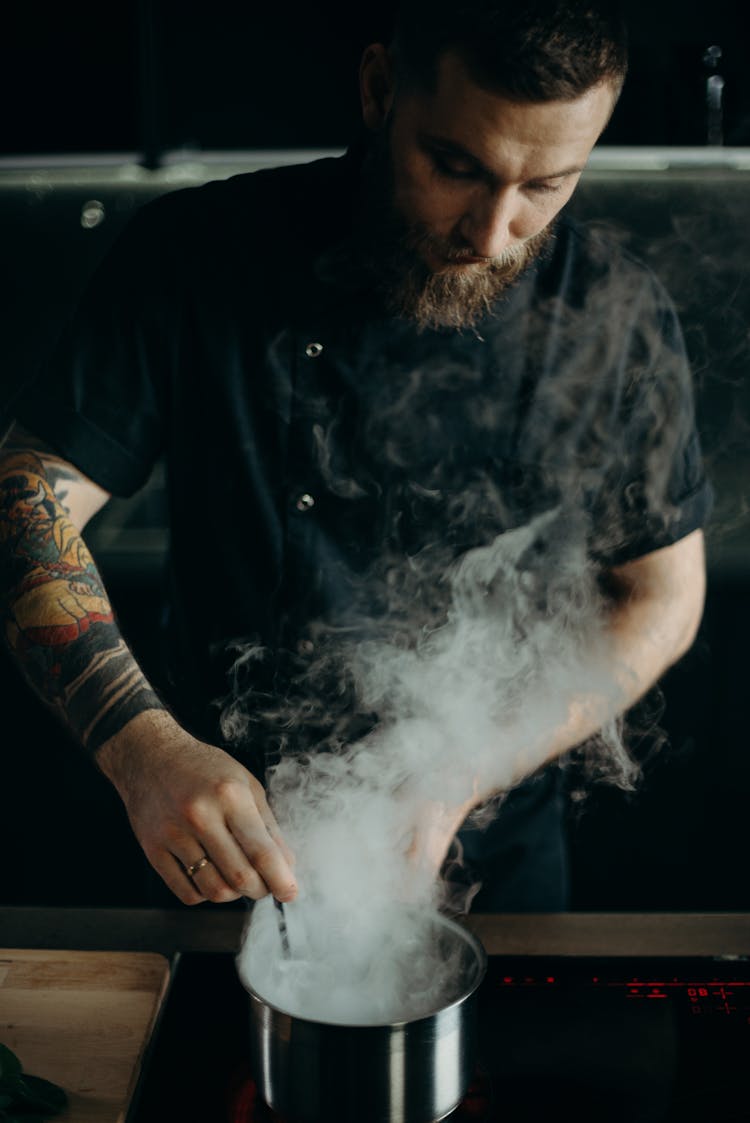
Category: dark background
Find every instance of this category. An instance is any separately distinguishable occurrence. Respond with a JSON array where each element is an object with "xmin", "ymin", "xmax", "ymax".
[
  {"xmin": 1, "ymin": 1, "xmax": 749, "ymax": 914},
  {"xmin": 4, "ymin": 0, "xmax": 750, "ymax": 159}
]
